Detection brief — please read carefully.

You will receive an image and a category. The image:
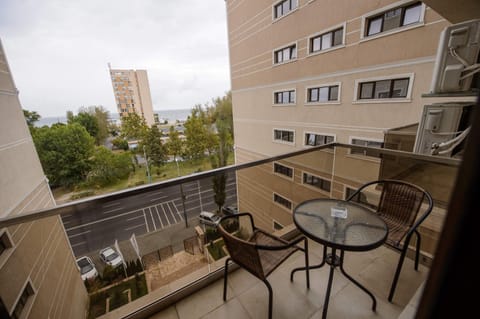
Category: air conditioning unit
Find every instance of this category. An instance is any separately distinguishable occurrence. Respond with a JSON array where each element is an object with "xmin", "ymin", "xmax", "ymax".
[
  {"xmin": 414, "ymin": 102, "xmax": 474, "ymax": 157},
  {"xmin": 430, "ymin": 19, "xmax": 480, "ymax": 94}
]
